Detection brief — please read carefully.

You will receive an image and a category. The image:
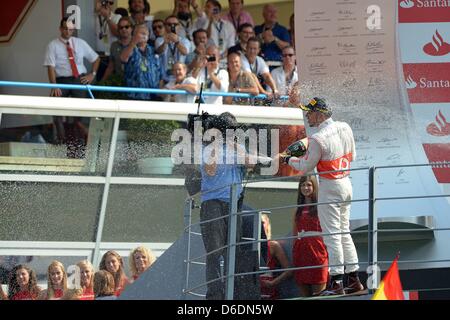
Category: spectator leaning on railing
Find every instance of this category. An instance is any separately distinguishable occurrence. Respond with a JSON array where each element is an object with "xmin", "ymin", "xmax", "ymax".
[
  {"xmin": 224, "ymin": 52, "xmax": 258, "ymax": 105},
  {"xmin": 164, "ymin": 62, "xmax": 198, "ymax": 104}
]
